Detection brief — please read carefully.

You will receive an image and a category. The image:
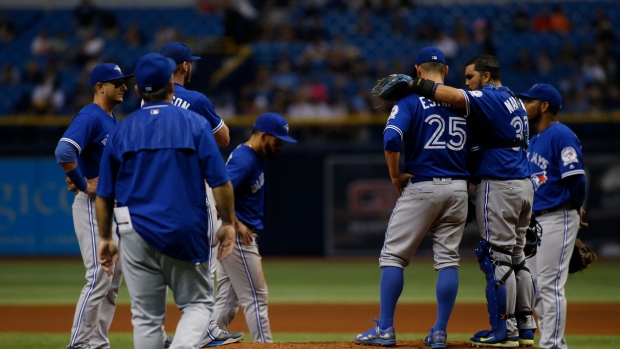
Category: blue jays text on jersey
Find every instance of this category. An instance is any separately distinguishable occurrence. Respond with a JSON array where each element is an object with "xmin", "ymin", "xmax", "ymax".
[
  {"xmin": 384, "ymin": 93, "xmax": 470, "ymax": 179},
  {"xmin": 226, "ymin": 144, "xmax": 265, "ymax": 230},
  {"xmin": 527, "ymin": 122, "xmax": 585, "ymax": 211}
]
